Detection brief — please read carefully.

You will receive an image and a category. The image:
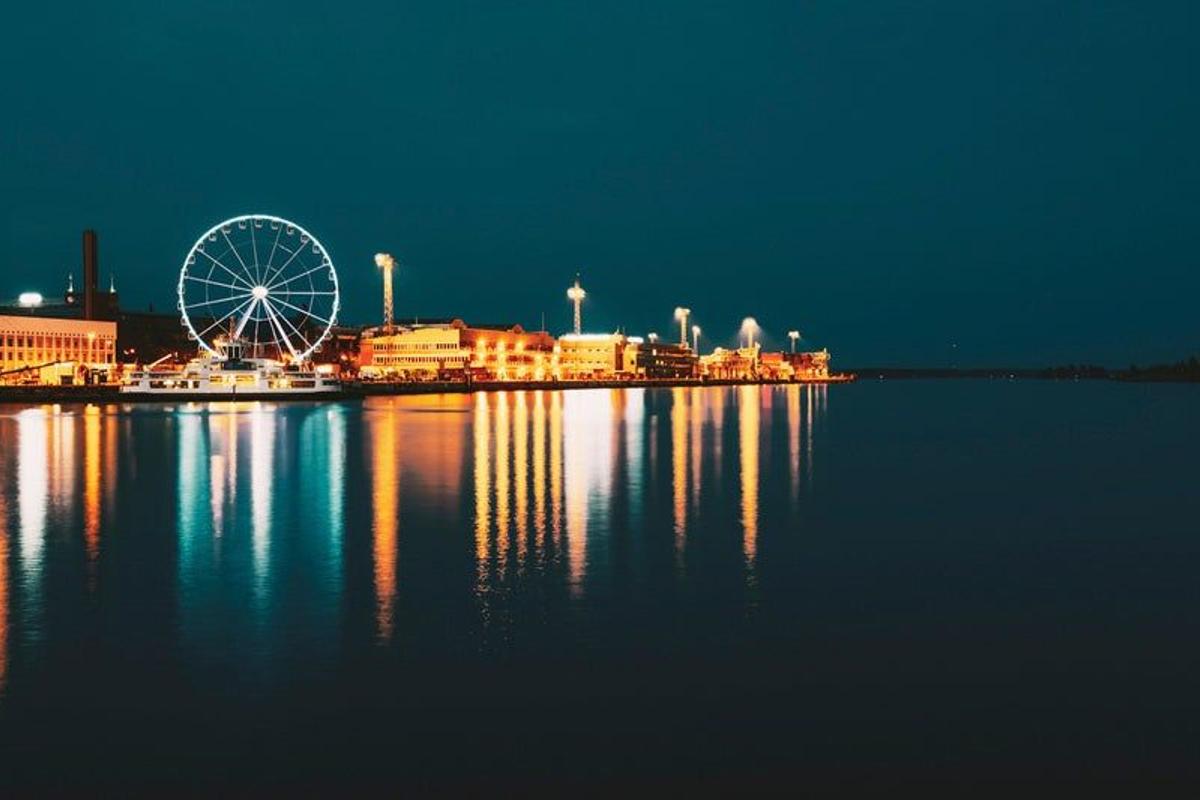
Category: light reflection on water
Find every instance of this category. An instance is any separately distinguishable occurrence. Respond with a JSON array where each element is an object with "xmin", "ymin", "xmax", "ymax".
[
  {"xmin": 3, "ymin": 381, "xmax": 1200, "ymax": 784},
  {"xmin": 0, "ymin": 386, "xmax": 826, "ymax": 690}
]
